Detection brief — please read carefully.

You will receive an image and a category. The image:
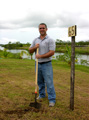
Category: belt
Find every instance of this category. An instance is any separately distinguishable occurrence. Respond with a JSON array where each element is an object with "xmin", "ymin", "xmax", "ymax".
[{"xmin": 38, "ymin": 61, "xmax": 51, "ymax": 64}]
